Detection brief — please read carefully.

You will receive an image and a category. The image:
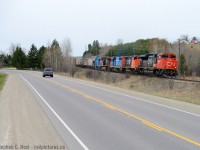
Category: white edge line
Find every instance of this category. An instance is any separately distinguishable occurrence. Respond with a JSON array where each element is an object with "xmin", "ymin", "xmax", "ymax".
[
  {"xmin": 19, "ymin": 74, "xmax": 89, "ymax": 150},
  {"xmin": 58, "ymin": 76, "xmax": 200, "ymax": 118}
]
